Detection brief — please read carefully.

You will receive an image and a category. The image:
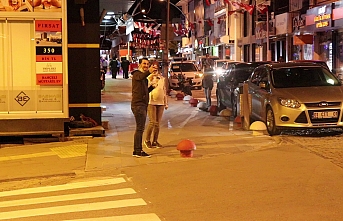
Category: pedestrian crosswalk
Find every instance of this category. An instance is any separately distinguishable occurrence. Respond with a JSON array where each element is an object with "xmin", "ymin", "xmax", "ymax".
[{"xmin": 0, "ymin": 177, "xmax": 161, "ymax": 221}]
